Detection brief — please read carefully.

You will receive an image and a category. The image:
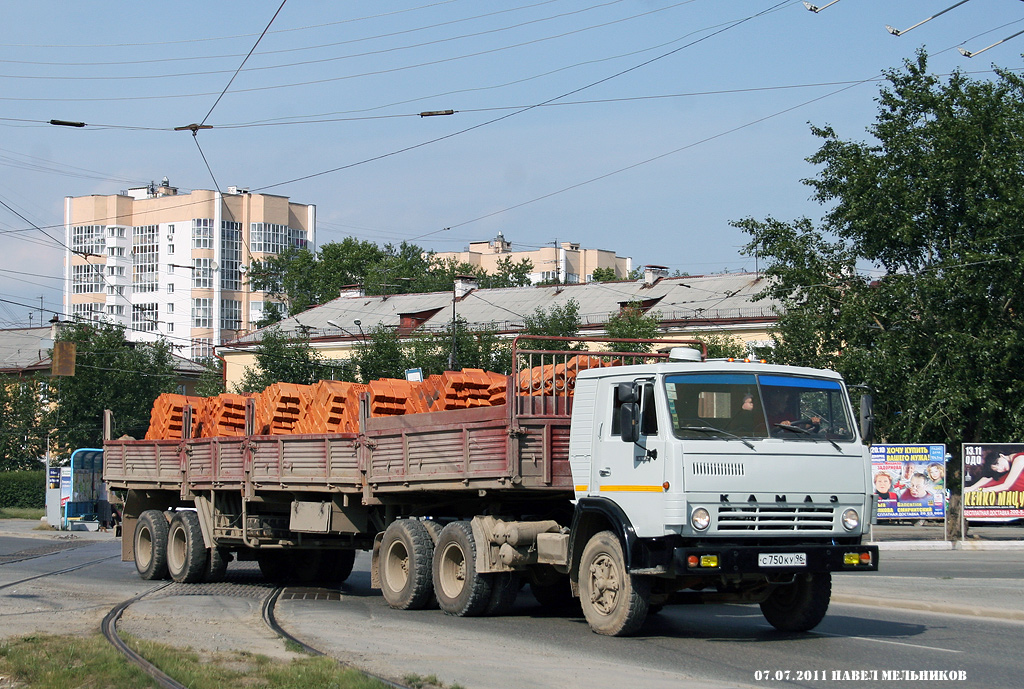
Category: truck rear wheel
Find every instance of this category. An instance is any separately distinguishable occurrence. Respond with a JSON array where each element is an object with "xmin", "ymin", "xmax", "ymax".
[
  {"xmin": 380, "ymin": 520, "xmax": 435, "ymax": 610},
  {"xmin": 167, "ymin": 511, "xmax": 208, "ymax": 583},
  {"xmin": 759, "ymin": 572, "xmax": 831, "ymax": 632},
  {"xmin": 134, "ymin": 510, "xmax": 169, "ymax": 580},
  {"xmin": 433, "ymin": 521, "xmax": 492, "ymax": 617},
  {"xmin": 204, "ymin": 547, "xmax": 229, "ymax": 582},
  {"xmin": 579, "ymin": 530, "xmax": 650, "ymax": 636}
]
